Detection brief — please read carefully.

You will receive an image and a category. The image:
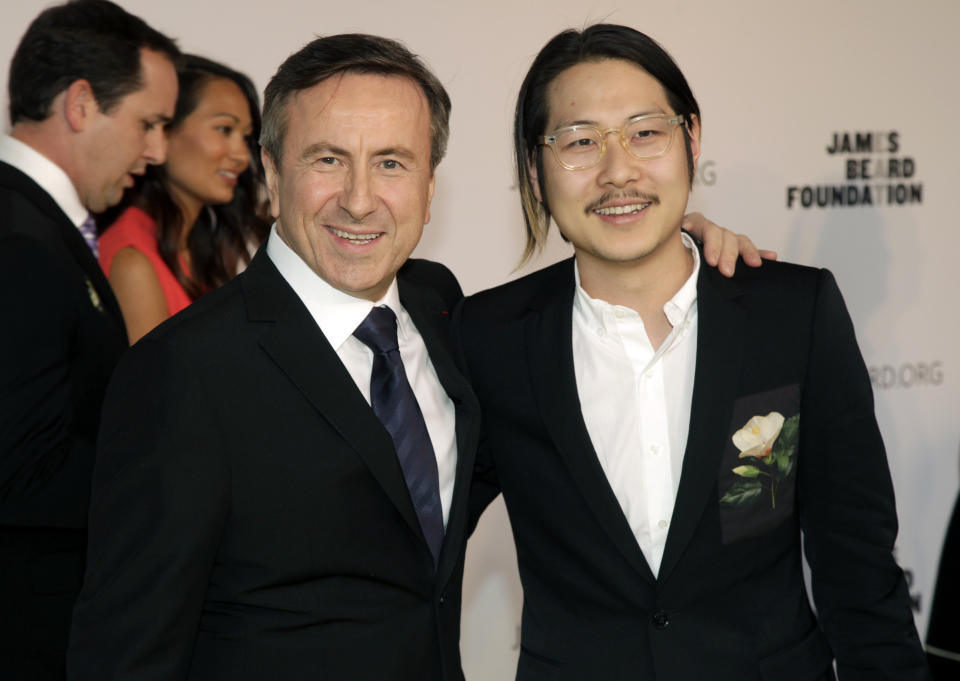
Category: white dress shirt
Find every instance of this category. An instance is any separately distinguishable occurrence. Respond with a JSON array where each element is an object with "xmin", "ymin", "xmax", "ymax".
[
  {"xmin": 266, "ymin": 225, "xmax": 457, "ymax": 526},
  {"xmin": 0, "ymin": 134, "xmax": 88, "ymax": 229},
  {"xmin": 572, "ymin": 233, "xmax": 700, "ymax": 576}
]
